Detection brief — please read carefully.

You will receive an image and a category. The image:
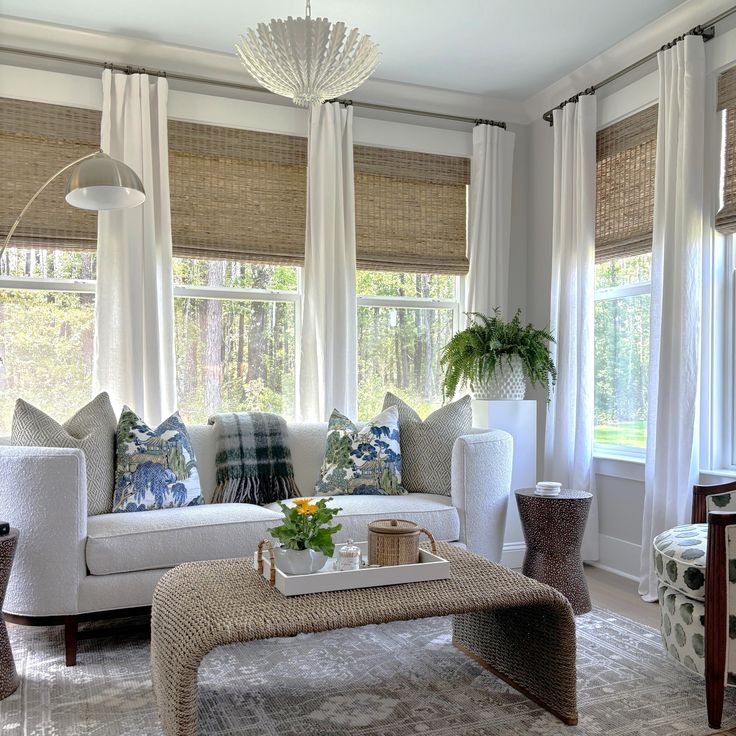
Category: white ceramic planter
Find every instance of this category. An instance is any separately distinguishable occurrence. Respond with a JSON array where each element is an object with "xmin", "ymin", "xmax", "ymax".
[
  {"xmin": 473, "ymin": 356, "xmax": 526, "ymax": 401},
  {"xmin": 274, "ymin": 547, "xmax": 328, "ymax": 575}
]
